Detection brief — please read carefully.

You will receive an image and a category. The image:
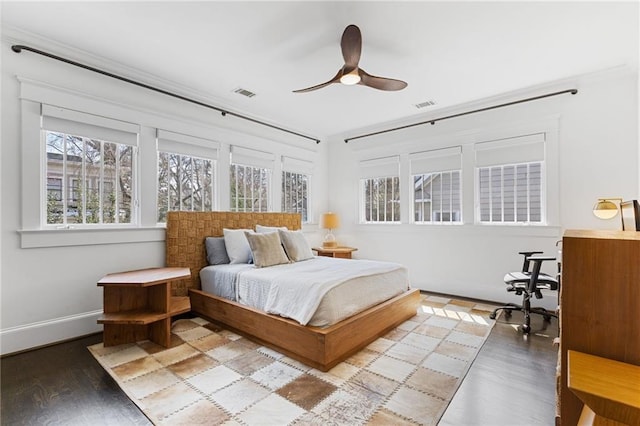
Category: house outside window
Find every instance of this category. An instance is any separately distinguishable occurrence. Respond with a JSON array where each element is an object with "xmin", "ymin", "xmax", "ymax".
[
  {"xmin": 45, "ymin": 131, "xmax": 134, "ymax": 225},
  {"xmin": 41, "ymin": 104, "xmax": 139, "ymax": 227},
  {"xmin": 413, "ymin": 171, "xmax": 461, "ymax": 223},
  {"xmin": 410, "ymin": 146, "xmax": 463, "ymax": 224},
  {"xmin": 478, "ymin": 162, "xmax": 542, "ymax": 223}
]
